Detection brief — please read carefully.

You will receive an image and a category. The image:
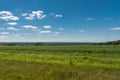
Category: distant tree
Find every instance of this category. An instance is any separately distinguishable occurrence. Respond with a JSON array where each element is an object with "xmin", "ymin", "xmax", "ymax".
[
  {"xmin": 7, "ymin": 43, "xmax": 16, "ymax": 46},
  {"xmin": 35, "ymin": 43, "xmax": 43, "ymax": 46},
  {"xmin": 98, "ymin": 40, "xmax": 120, "ymax": 45}
]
